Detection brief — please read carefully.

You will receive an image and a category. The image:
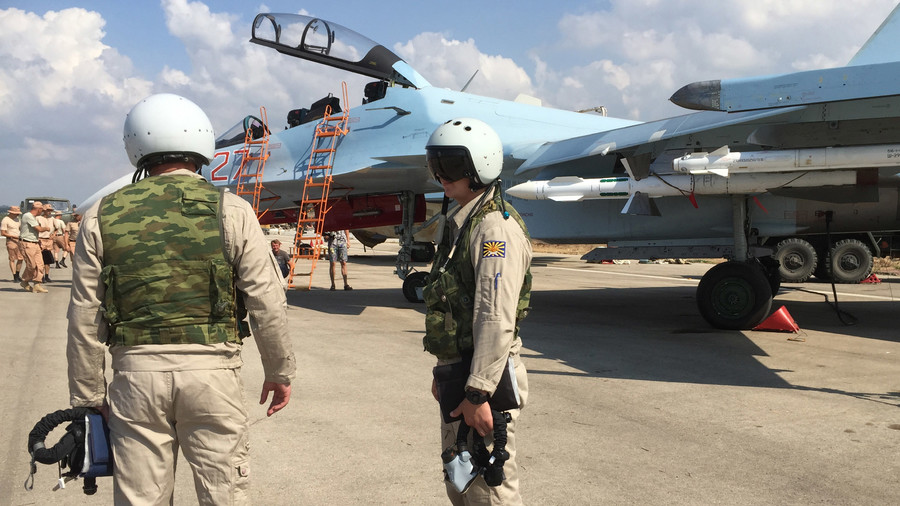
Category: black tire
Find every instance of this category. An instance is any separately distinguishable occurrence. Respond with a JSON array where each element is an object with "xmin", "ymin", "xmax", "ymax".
[
  {"xmin": 410, "ymin": 242, "xmax": 436, "ymax": 263},
  {"xmin": 758, "ymin": 255, "xmax": 782, "ymax": 295},
  {"xmin": 402, "ymin": 271, "xmax": 429, "ymax": 303},
  {"xmin": 813, "ymin": 253, "xmax": 831, "ymax": 283},
  {"xmin": 696, "ymin": 260, "xmax": 773, "ymax": 330},
  {"xmin": 826, "ymin": 238, "xmax": 873, "ymax": 284},
  {"xmin": 774, "ymin": 238, "xmax": 817, "ymax": 283}
]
